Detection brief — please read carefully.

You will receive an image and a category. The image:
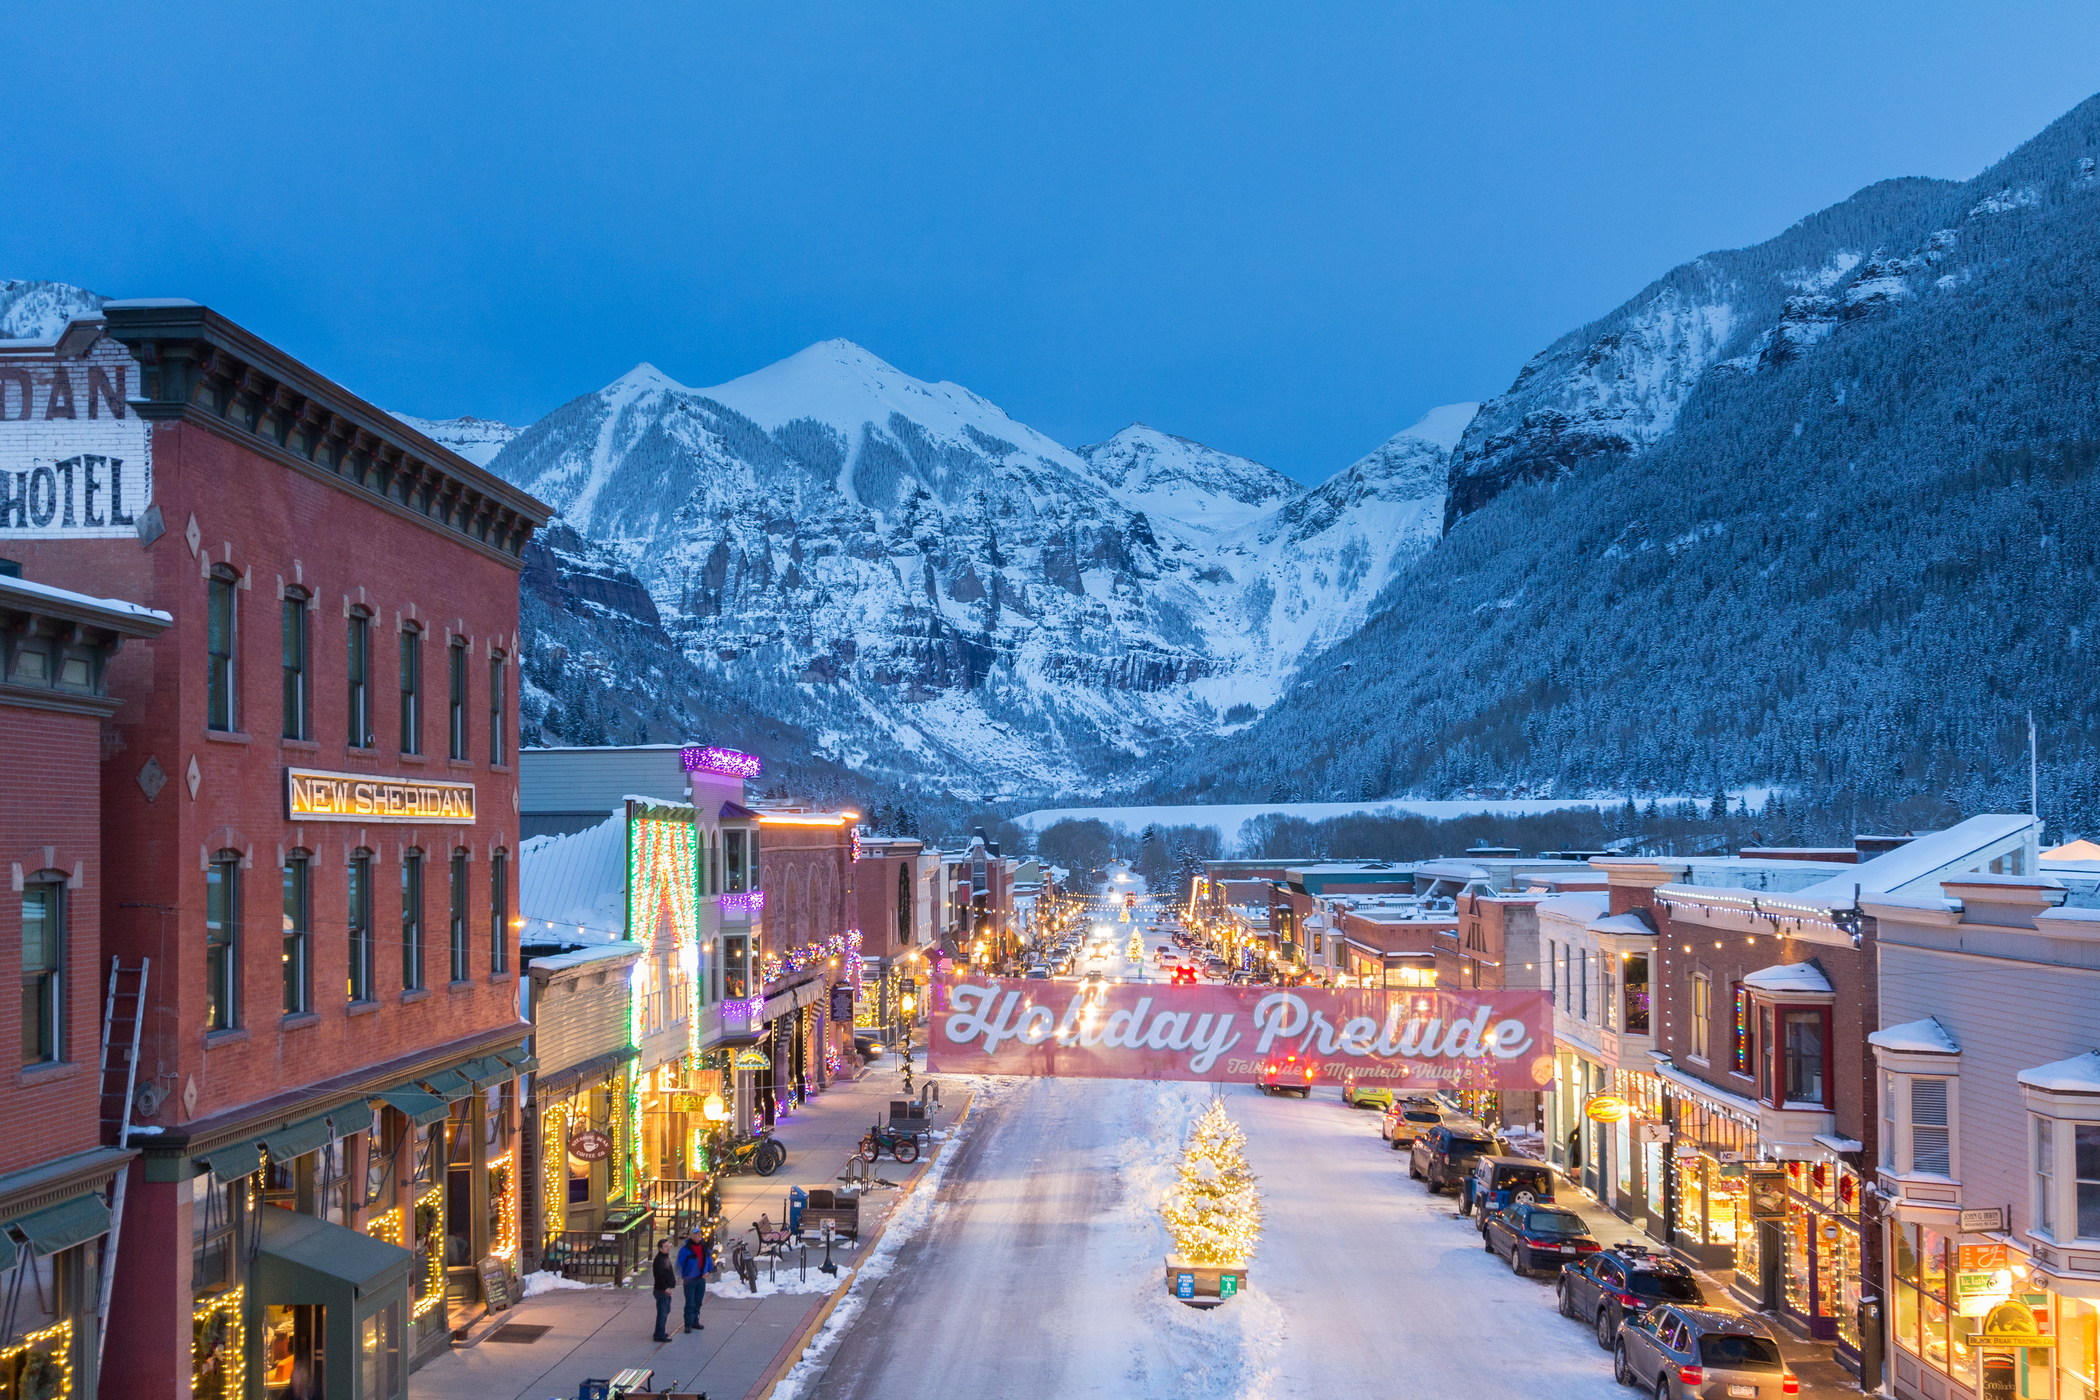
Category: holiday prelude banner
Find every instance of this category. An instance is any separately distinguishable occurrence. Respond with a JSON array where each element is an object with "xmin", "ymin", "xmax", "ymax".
[{"xmin": 926, "ymin": 976, "xmax": 1555, "ymax": 1090}]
